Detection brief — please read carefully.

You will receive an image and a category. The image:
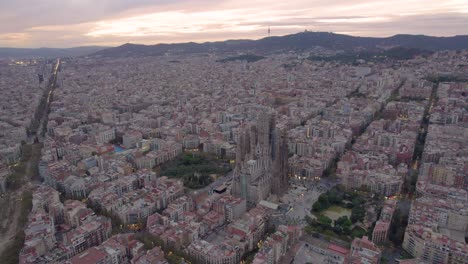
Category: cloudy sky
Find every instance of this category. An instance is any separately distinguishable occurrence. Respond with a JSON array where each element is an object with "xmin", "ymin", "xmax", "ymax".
[{"xmin": 1, "ymin": 0, "xmax": 467, "ymax": 48}]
